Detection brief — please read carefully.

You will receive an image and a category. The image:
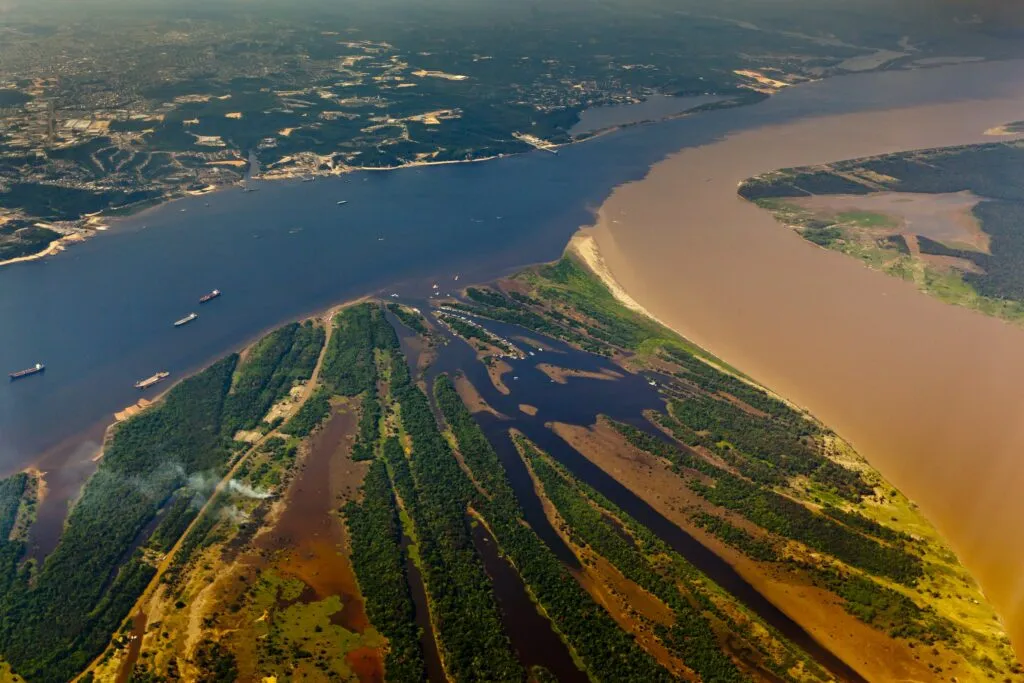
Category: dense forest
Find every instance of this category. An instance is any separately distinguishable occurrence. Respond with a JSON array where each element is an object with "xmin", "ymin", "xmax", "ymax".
[
  {"xmin": 0, "ymin": 356, "xmax": 238, "ymax": 682},
  {"xmin": 434, "ymin": 376, "xmax": 676, "ymax": 682},
  {"xmin": 609, "ymin": 418, "xmax": 923, "ymax": 585},
  {"xmin": 740, "ymin": 142, "xmax": 1024, "ymax": 303},
  {"xmin": 386, "ymin": 302, "xmax": 429, "ymax": 335},
  {"xmin": 220, "ymin": 321, "xmax": 325, "ymax": 435},
  {"xmin": 388, "ymin": 367, "xmax": 523, "ymax": 681},
  {"xmin": 320, "ymin": 303, "xmax": 397, "ymax": 397},
  {"xmin": 343, "ymin": 458, "xmax": 426, "ymax": 682}
]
